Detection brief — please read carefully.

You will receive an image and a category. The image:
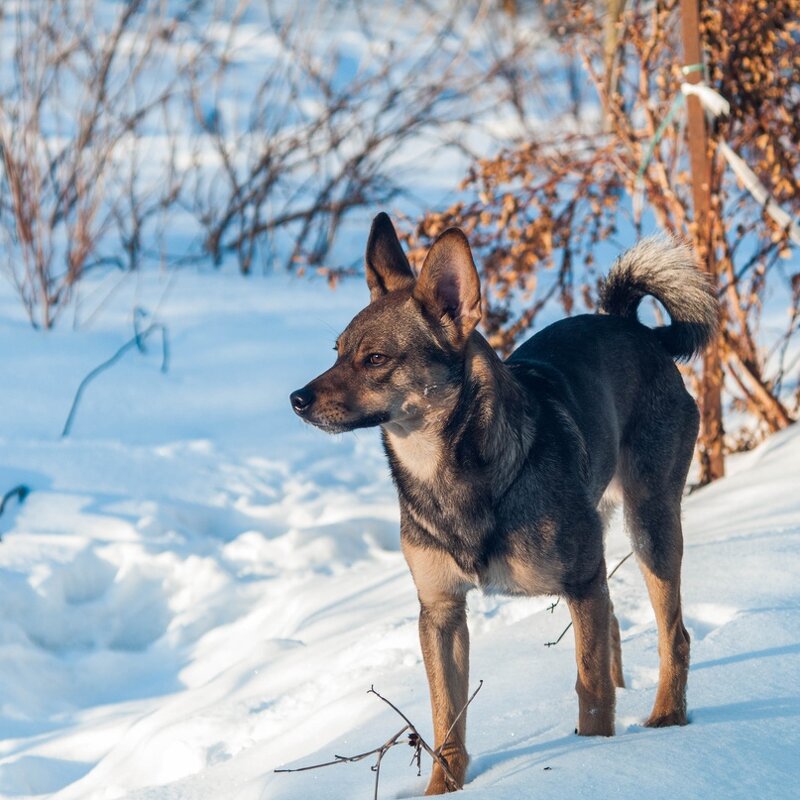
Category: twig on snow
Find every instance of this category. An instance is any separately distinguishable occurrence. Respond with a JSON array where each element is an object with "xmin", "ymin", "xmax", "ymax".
[
  {"xmin": 368, "ymin": 685, "xmax": 459, "ymax": 791},
  {"xmin": 275, "ymin": 681, "xmax": 483, "ymax": 798},
  {"xmin": 543, "ymin": 620, "xmax": 574, "ymax": 649},
  {"xmin": 545, "ymin": 551, "xmax": 634, "ymax": 647},
  {"xmin": 606, "ymin": 550, "xmax": 634, "ymax": 580},
  {"xmin": 0, "ymin": 484, "xmax": 30, "ymax": 540},
  {"xmin": 0, "ymin": 485, "xmax": 29, "ymax": 517},
  {"xmin": 61, "ymin": 309, "xmax": 168, "ymax": 437},
  {"xmin": 275, "ymin": 722, "xmax": 410, "ymax": 800}
]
